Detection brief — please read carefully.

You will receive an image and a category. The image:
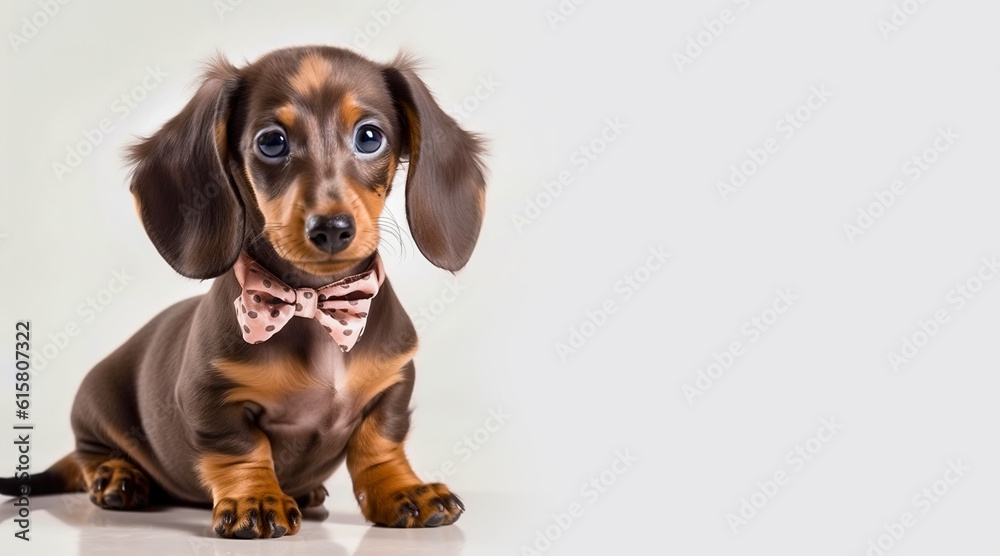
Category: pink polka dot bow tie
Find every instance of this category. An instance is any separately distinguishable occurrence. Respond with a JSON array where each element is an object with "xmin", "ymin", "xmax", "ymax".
[{"xmin": 232, "ymin": 252, "xmax": 385, "ymax": 351}]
